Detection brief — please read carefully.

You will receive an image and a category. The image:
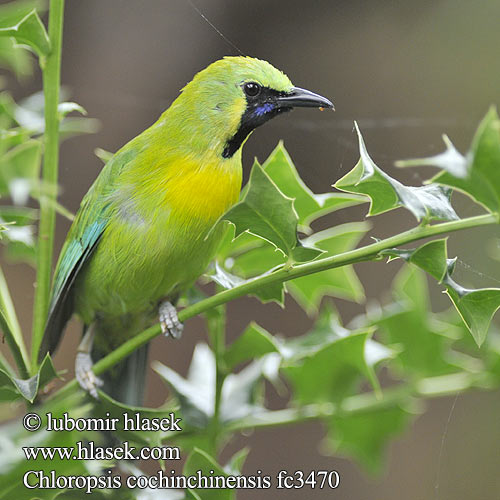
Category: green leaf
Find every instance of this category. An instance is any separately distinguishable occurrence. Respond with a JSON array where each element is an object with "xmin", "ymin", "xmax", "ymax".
[
  {"xmin": 154, "ymin": 344, "xmax": 265, "ymax": 427},
  {"xmin": 0, "ymin": 9, "xmax": 50, "ymax": 58},
  {"xmin": 0, "ymin": 128, "xmax": 32, "ymax": 152},
  {"xmin": 396, "ymin": 134, "xmax": 467, "ymax": 178},
  {"xmin": 382, "ymin": 239, "xmax": 448, "ymax": 282},
  {"xmin": 58, "ymin": 101, "xmax": 87, "ymax": 119},
  {"xmin": 0, "ymin": 353, "xmax": 57, "ymax": 402},
  {"xmin": 335, "ymin": 122, "xmax": 458, "ymax": 222},
  {"xmin": 0, "ymin": 37, "xmax": 32, "ymax": 78},
  {"xmin": 386, "ymin": 238, "xmax": 500, "ymax": 346},
  {"xmin": 219, "ymin": 219, "xmax": 367, "ymax": 317},
  {"xmin": 0, "ymin": 265, "xmax": 27, "ymax": 374},
  {"xmin": 287, "ymin": 222, "xmax": 369, "ymax": 315},
  {"xmin": 209, "ymin": 262, "xmax": 245, "ymax": 290},
  {"xmin": 219, "ymin": 161, "xmax": 318, "ymax": 261},
  {"xmin": 0, "ymin": 139, "xmax": 42, "ymax": 203},
  {"xmin": 221, "ymin": 361, "xmax": 265, "ymax": 423},
  {"xmin": 0, "ymin": 1, "xmax": 45, "ymax": 30},
  {"xmin": 93, "ymin": 391, "xmax": 177, "ymax": 448},
  {"xmin": 0, "ymin": 205, "xmax": 37, "ymax": 226},
  {"xmin": 8, "ymin": 90, "xmax": 100, "ymax": 140},
  {"xmin": 94, "ymin": 147, "xmax": 114, "ymax": 164},
  {"xmin": 284, "ymin": 332, "xmax": 377, "ymax": 404},
  {"xmin": 223, "ymin": 322, "xmax": 281, "ymax": 370},
  {"xmin": 214, "ymin": 226, "xmax": 287, "ymax": 305},
  {"xmin": 326, "ymin": 400, "xmax": 417, "ymax": 473},
  {"xmin": 0, "ymin": 401, "xmax": 91, "ymax": 498},
  {"xmin": 262, "ymin": 142, "xmax": 364, "ymax": 230},
  {"xmin": 224, "ymin": 447, "xmax": 250, "ymax": 475},
  {"xmin": 372, "ymin": 265, "xmax": 467, "ymax": 377},
  {"xmin": 58, "ymin": 116, "xmax": 100, "ymax": 140},
  {"xmin": 153, "ymin": 344, "xmax": 215, "ymax": 428},
  {"xmin": 209, "ymin": 259, "xmax": 284, "ymax": 306},
  {"xmin": 184, "ymin": 449, "xmax": 234, "ymax": 500},
  {"xmin": 445, "ymin": 277, "xmax": 500, "ymax": 347},
  {"xmin": 430, "ymin": 107, "xmax": 500, "ymax": 214}
]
